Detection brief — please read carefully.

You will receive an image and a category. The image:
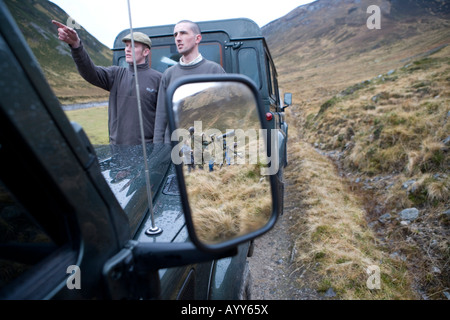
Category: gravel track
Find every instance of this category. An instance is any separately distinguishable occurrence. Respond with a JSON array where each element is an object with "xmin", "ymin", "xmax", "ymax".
[{"xmin": 248, "ymin": 178, "xmax": 322, "ymax": 300}]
